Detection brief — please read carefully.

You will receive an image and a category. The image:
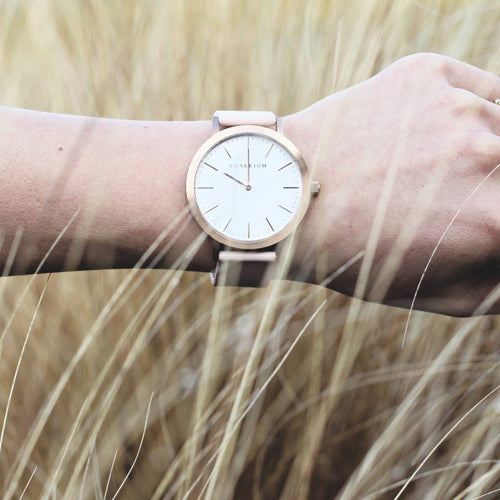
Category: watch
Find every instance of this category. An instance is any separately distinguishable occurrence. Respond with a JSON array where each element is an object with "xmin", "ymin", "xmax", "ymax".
[{"xmin": 186, "ymin": 110, "xmax": 320, "ymax": 287}]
